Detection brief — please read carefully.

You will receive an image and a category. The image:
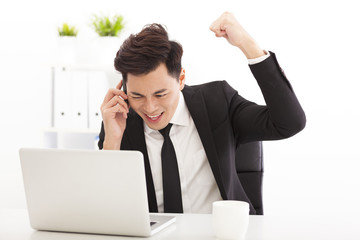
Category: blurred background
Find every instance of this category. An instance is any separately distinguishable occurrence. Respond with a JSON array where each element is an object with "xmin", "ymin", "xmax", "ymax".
[{"xmin": 1, "ymin": 0, "xmax": 359, "ymax": 217}]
